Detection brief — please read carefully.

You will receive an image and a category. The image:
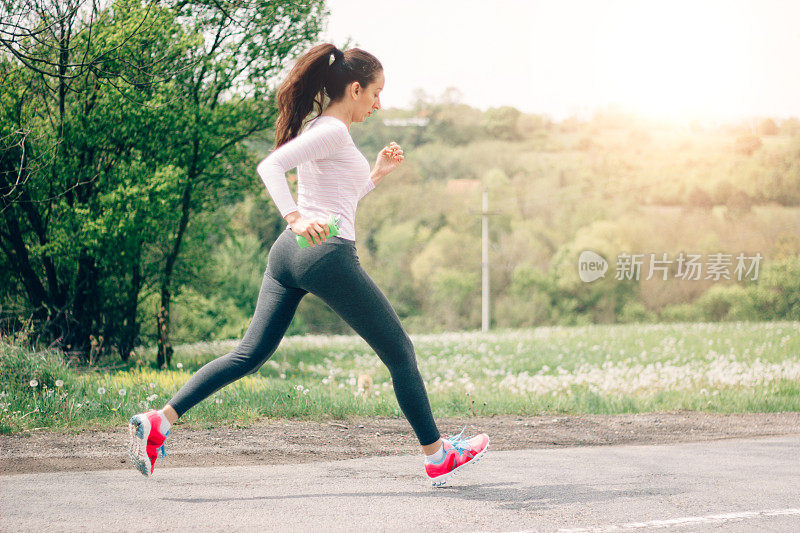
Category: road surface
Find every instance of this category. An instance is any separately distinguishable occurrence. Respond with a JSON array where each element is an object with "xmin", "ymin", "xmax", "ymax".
[{"xmin": 2, "ymin": 434, "xmax": 799, "ymax": 532}]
